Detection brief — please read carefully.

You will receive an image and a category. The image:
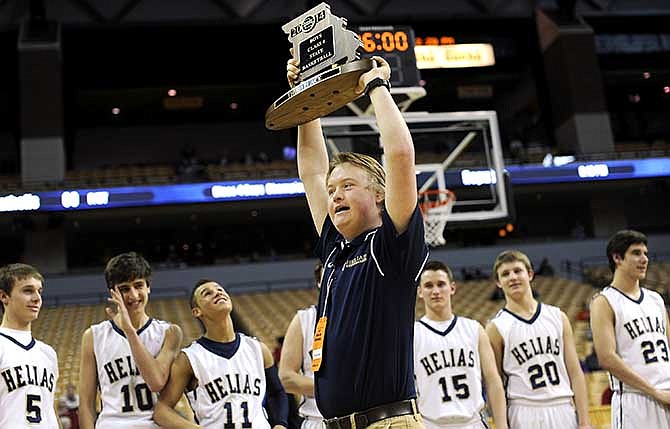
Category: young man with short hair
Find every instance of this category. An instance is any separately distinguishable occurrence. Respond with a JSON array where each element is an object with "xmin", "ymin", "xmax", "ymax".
[
  {"xmin": 79, "ymin": 252, "xmax": 183, "ymax": 429},
  {"xmin": 590, "ymin": 230, "xmax": 670, "ymax": 428},
  {"xmin": 0, "ymin": 263, "xmax": 61, "ymax": 428},
  {"xmin": 153, "ymin": 279, "xmax": 288, "ymax": 429},
  {"xmin": 414, "ymin": 260, "xmax": 508, "ymax": 429},
  {"xmin": 288, "ymin": 50, "xmax": 428, "ymax": 428},
  {"xmin": 485, "ymin": 250, "xmax": 591, "ymax": 429}
]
